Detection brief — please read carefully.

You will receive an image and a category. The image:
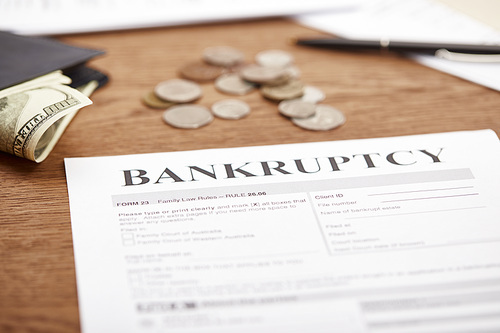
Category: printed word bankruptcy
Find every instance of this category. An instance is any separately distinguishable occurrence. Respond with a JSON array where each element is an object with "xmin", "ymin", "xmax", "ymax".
[{"xmin": 123, "ymin": 148, "xmax": 444, "ymax": 186}]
